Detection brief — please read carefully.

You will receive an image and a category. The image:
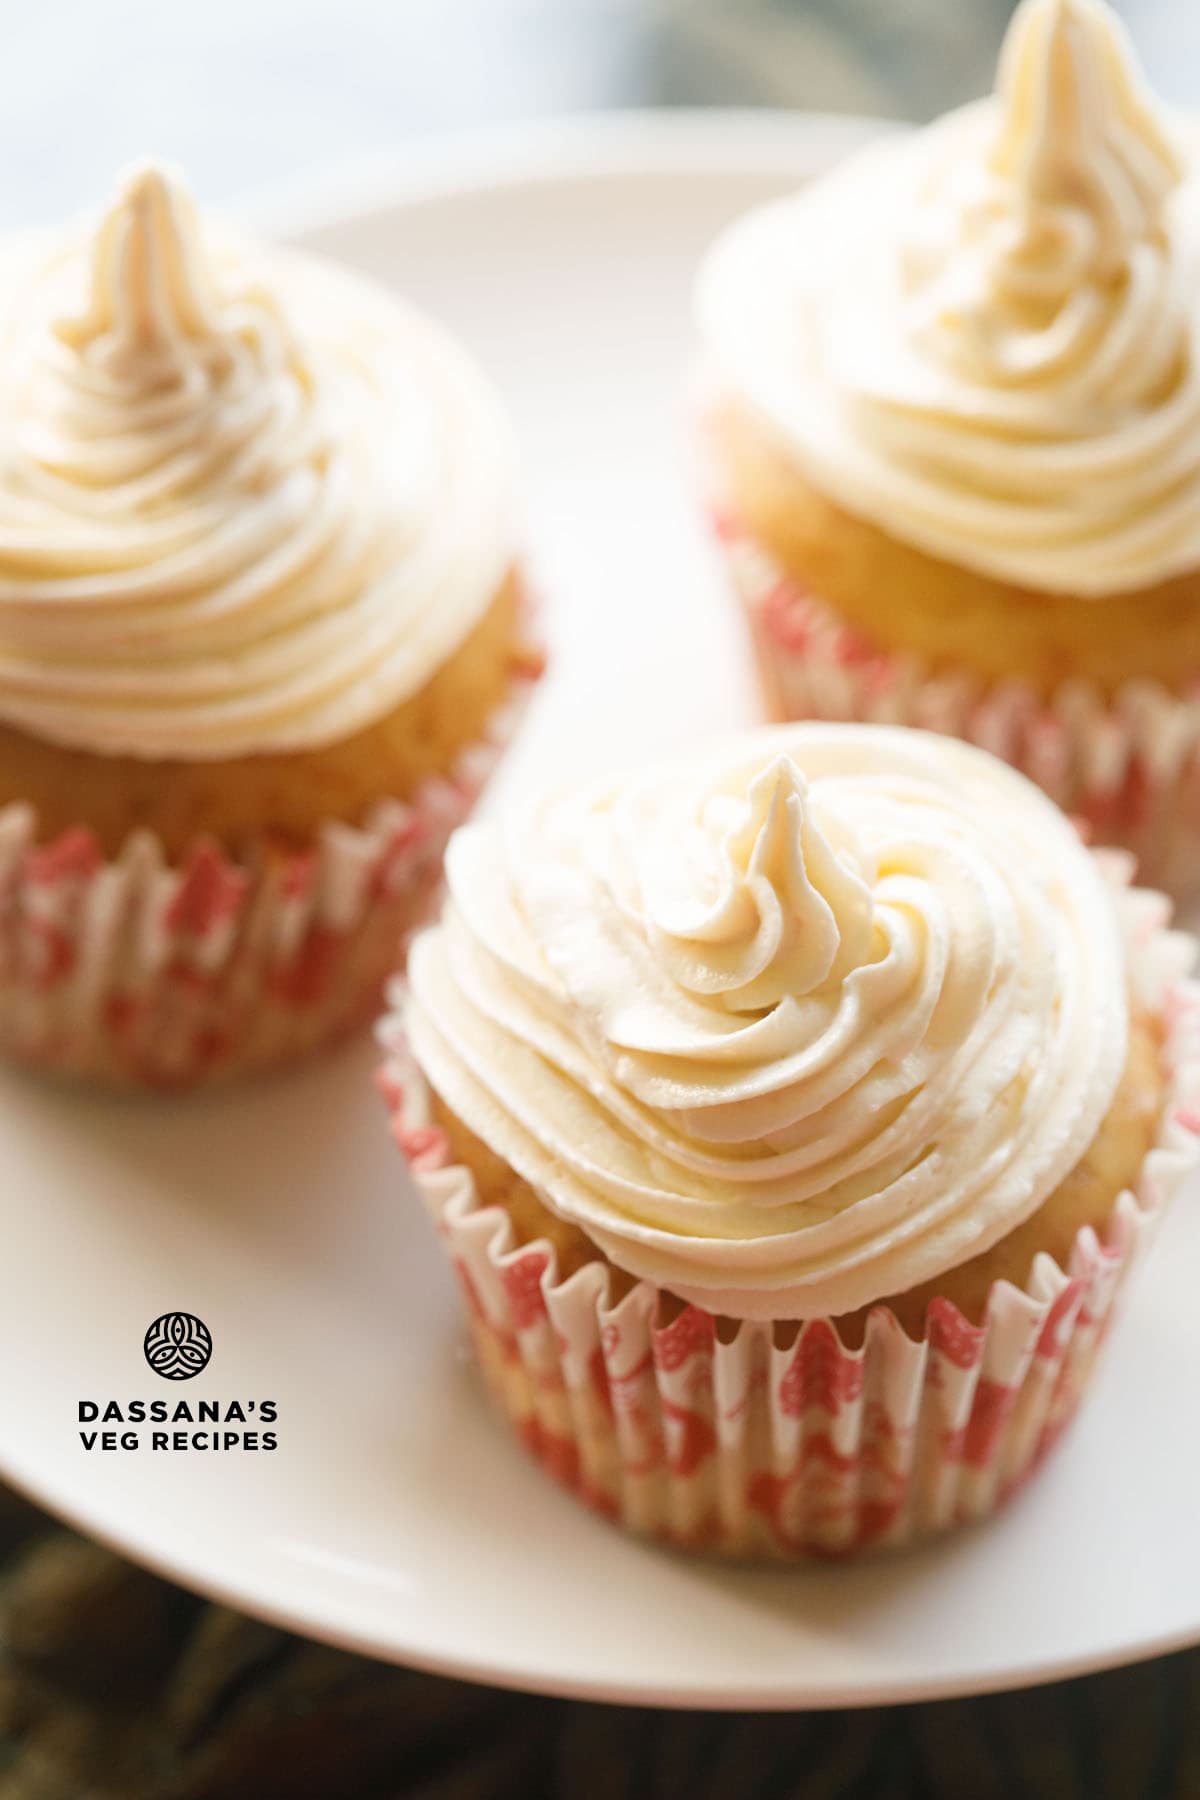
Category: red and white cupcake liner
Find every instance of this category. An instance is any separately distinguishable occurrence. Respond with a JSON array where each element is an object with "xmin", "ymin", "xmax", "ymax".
[
  {"xmin": 379, "ymin": 866, "xmax": 1200, "ymax": 1559},
  {"xmin": 713, "ymin": 507, "xmax": 1200, "ymax": 903},
  {"xmin": 0, "ymin": 674, "xmax": 539, "ymax": 1090}
]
